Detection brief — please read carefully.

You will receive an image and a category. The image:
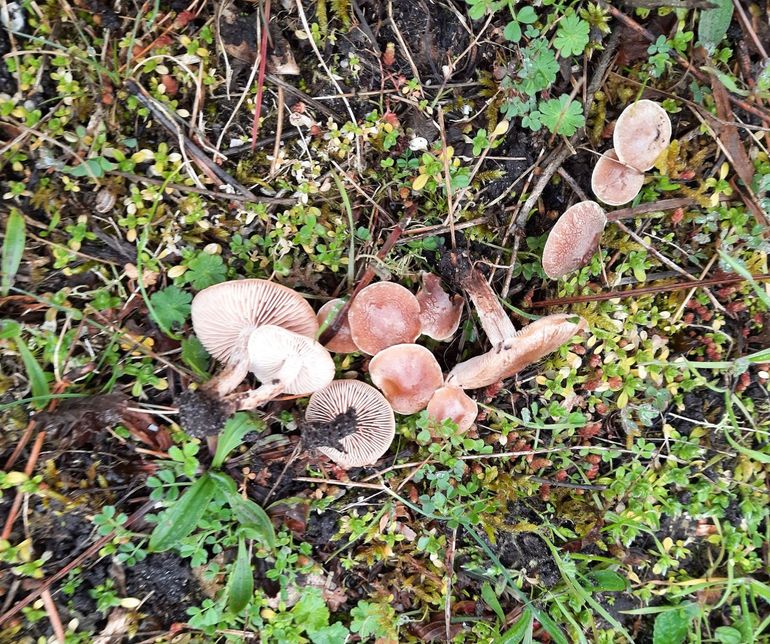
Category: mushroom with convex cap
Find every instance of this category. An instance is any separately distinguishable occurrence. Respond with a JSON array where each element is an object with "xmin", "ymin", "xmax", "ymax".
[
  {"xmin": 225, "ymin": 324, "xmax": 335, "ymax": 410},
  {"xmin": 416, "ymin": 272, "xmax": 463, "ymax": 342},
  {"xmin": 446, "ymin": 314, "xmax": 587, "ymax": 390},
  {"xmin": 541, "ymin": 201, "xmax": 607, "ymax": 280},
  {"xmin": 317, "ymin": 298, "xmax": 358, "ymax": 353},
  {"xmin": 347, "ymin": 282, "xmax": 422, "ymax": 355},
  {"xmin": 591, "ymin": 149, "xmax": 644, "ymax": 207},
  {"xmin": 613, "ymin": 99, "xmax": 672, "ymax": 172},
  {"xmin": 303, "ymin": 380, "xmax": 395, "ymax": 468},
  {"xmin": 427, "ymin": 385, "xmax": 478, "ymax": 433},
  {"xmin": 191, "ymin": 278, "xmax": 319, "ymax": 396},
  {"xmin": 368, "ymin": 344, "xmax": 443, "ymax": 414}
]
